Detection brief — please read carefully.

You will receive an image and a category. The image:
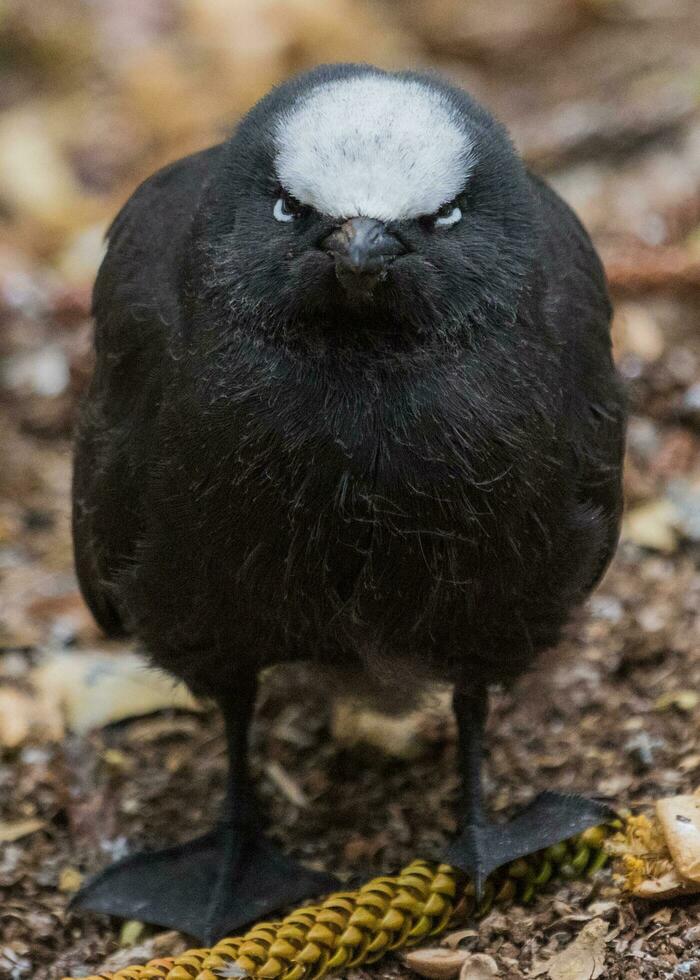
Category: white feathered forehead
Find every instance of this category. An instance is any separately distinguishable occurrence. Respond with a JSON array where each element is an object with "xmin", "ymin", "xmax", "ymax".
[{"xmin": 274, "ymin": 75, "xmax": 474, "ymax": 223}]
